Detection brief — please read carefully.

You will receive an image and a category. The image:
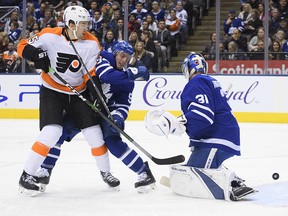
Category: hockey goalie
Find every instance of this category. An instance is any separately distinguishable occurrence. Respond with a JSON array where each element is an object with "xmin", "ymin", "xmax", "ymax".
[{"xmin": 144, "ymin": 52, "xmax": 255, "ymax": 201}]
